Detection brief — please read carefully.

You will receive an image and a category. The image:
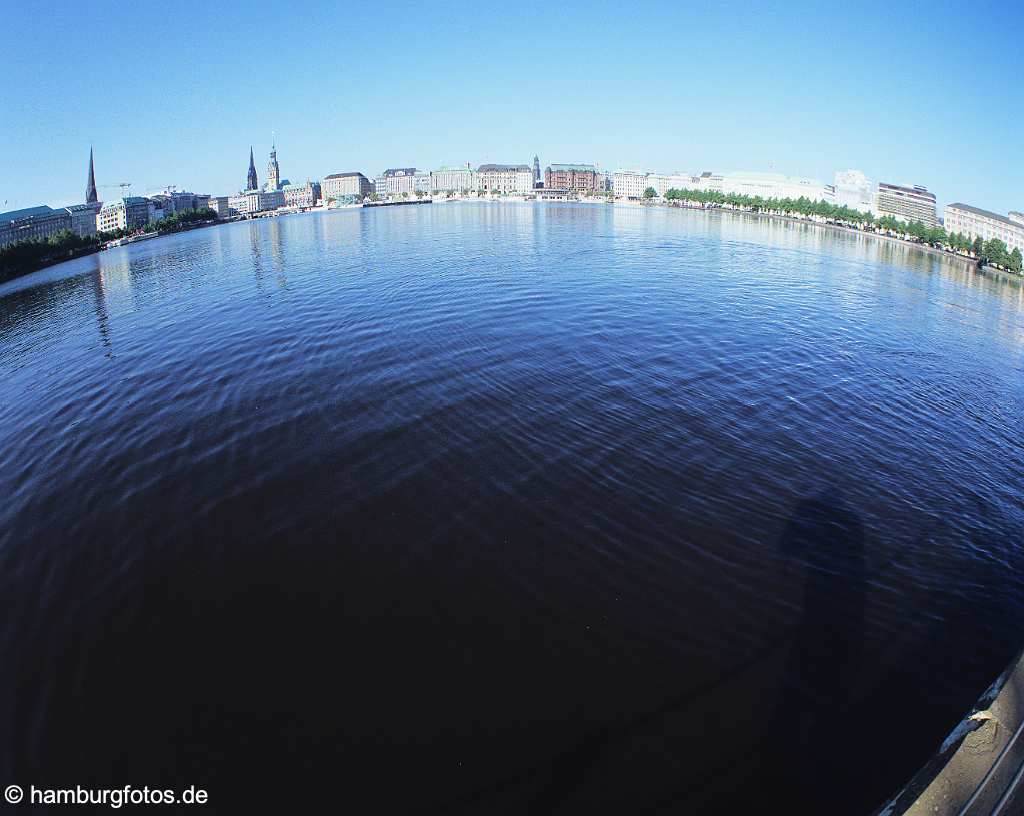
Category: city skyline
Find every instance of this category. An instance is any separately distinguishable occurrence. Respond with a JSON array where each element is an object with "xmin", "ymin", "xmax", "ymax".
[
  {"xmin": 3, "ymin": 0, "xmax": 1022, "ymax": 213},
  {"xmin": 10, "ymin": 136, "xmax": 1023, "ymax": 225}
]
